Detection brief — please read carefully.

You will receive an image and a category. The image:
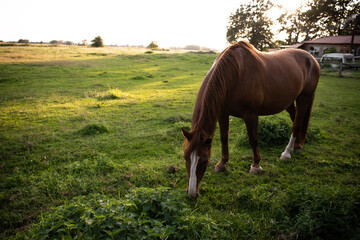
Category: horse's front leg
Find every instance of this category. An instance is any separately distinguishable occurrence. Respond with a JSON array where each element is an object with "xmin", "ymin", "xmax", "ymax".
[
  {"xmin": 214, "ymin": 114, "xmax": 229, "ymax": 173},
  {"xmin": 244, "ymin": 114, "xmax": 263, "ymax": 174}
]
